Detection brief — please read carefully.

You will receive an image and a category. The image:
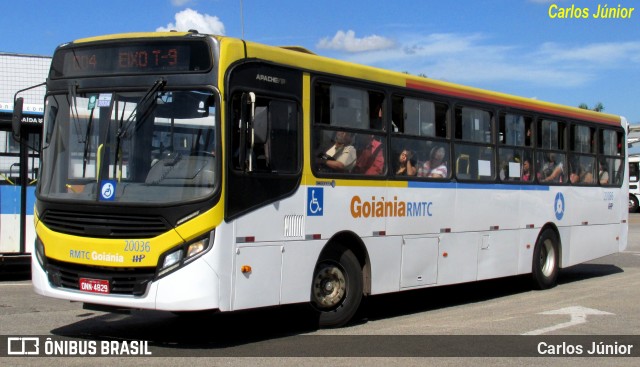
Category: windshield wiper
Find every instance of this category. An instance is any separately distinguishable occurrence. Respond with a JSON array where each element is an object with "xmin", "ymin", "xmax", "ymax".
[
  {"xmin": 117, "ymin": 78, "xmax": 166, "ymax": 139},
  {"xmin": 81, "ymin": 107, "xmax": 96, "ymax": 178},
  {"xmin": 67, "ymin": 83, "xmax": 84, "ymax": 143}
]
